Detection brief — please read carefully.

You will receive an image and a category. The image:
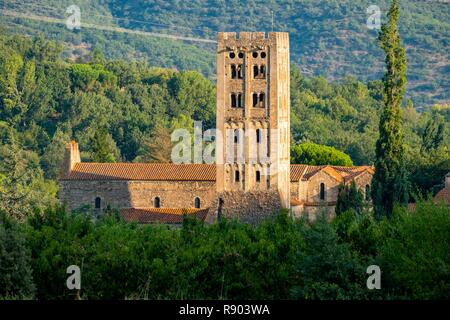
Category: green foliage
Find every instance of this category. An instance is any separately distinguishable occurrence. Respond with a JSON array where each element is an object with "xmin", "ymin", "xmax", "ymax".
[
  {"xmin": 291, "ymin": 142, "xmax": 353, "ymax": 166},
  {"xmin": 379, "ymin": 202, "xmax": 450, "ymax": 299},
  {"xmin": 372, "ymin": 0, "xmax": 409, "ymax": 218},
  {"xmin": 0, "ymin": 211, "xmax": 35, "ymax": 299},
  {"xmin": 1, "ymin": 0, "xmax": 447, "ymax": 107},
  {"xmin": 290, "ymin": 214, "xmax": 368, "ymax": 300},
  {"xmin": 14, "ymin": 202, "xmax": 448, "ymax": 300},
  {"xmin": 335, "ymin": 182, "xmax": 365, "ymax": 216}
]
